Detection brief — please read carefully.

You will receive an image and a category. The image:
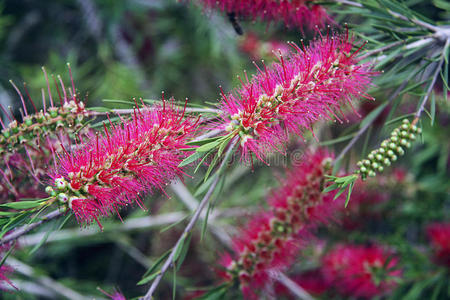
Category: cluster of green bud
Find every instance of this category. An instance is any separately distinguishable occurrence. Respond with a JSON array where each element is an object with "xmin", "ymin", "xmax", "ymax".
[
  {"xmin": 356, "ymin": 119, "xmax": 421, "ymax": 180},
  {"xmin": 0, "ymin": 101, "xmax": 88, "ymax": 155},
  {"xmin": 45, "ymin": 177, "xmax": 79, "ymax": 210}
]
